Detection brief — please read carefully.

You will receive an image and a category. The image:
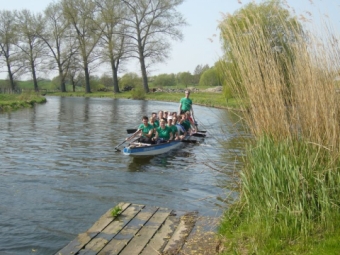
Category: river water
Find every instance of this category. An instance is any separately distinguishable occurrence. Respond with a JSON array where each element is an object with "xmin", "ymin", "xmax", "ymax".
[{"xmin": 0, "ymin": 96, "xmax": 246, "ymax": 255}]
